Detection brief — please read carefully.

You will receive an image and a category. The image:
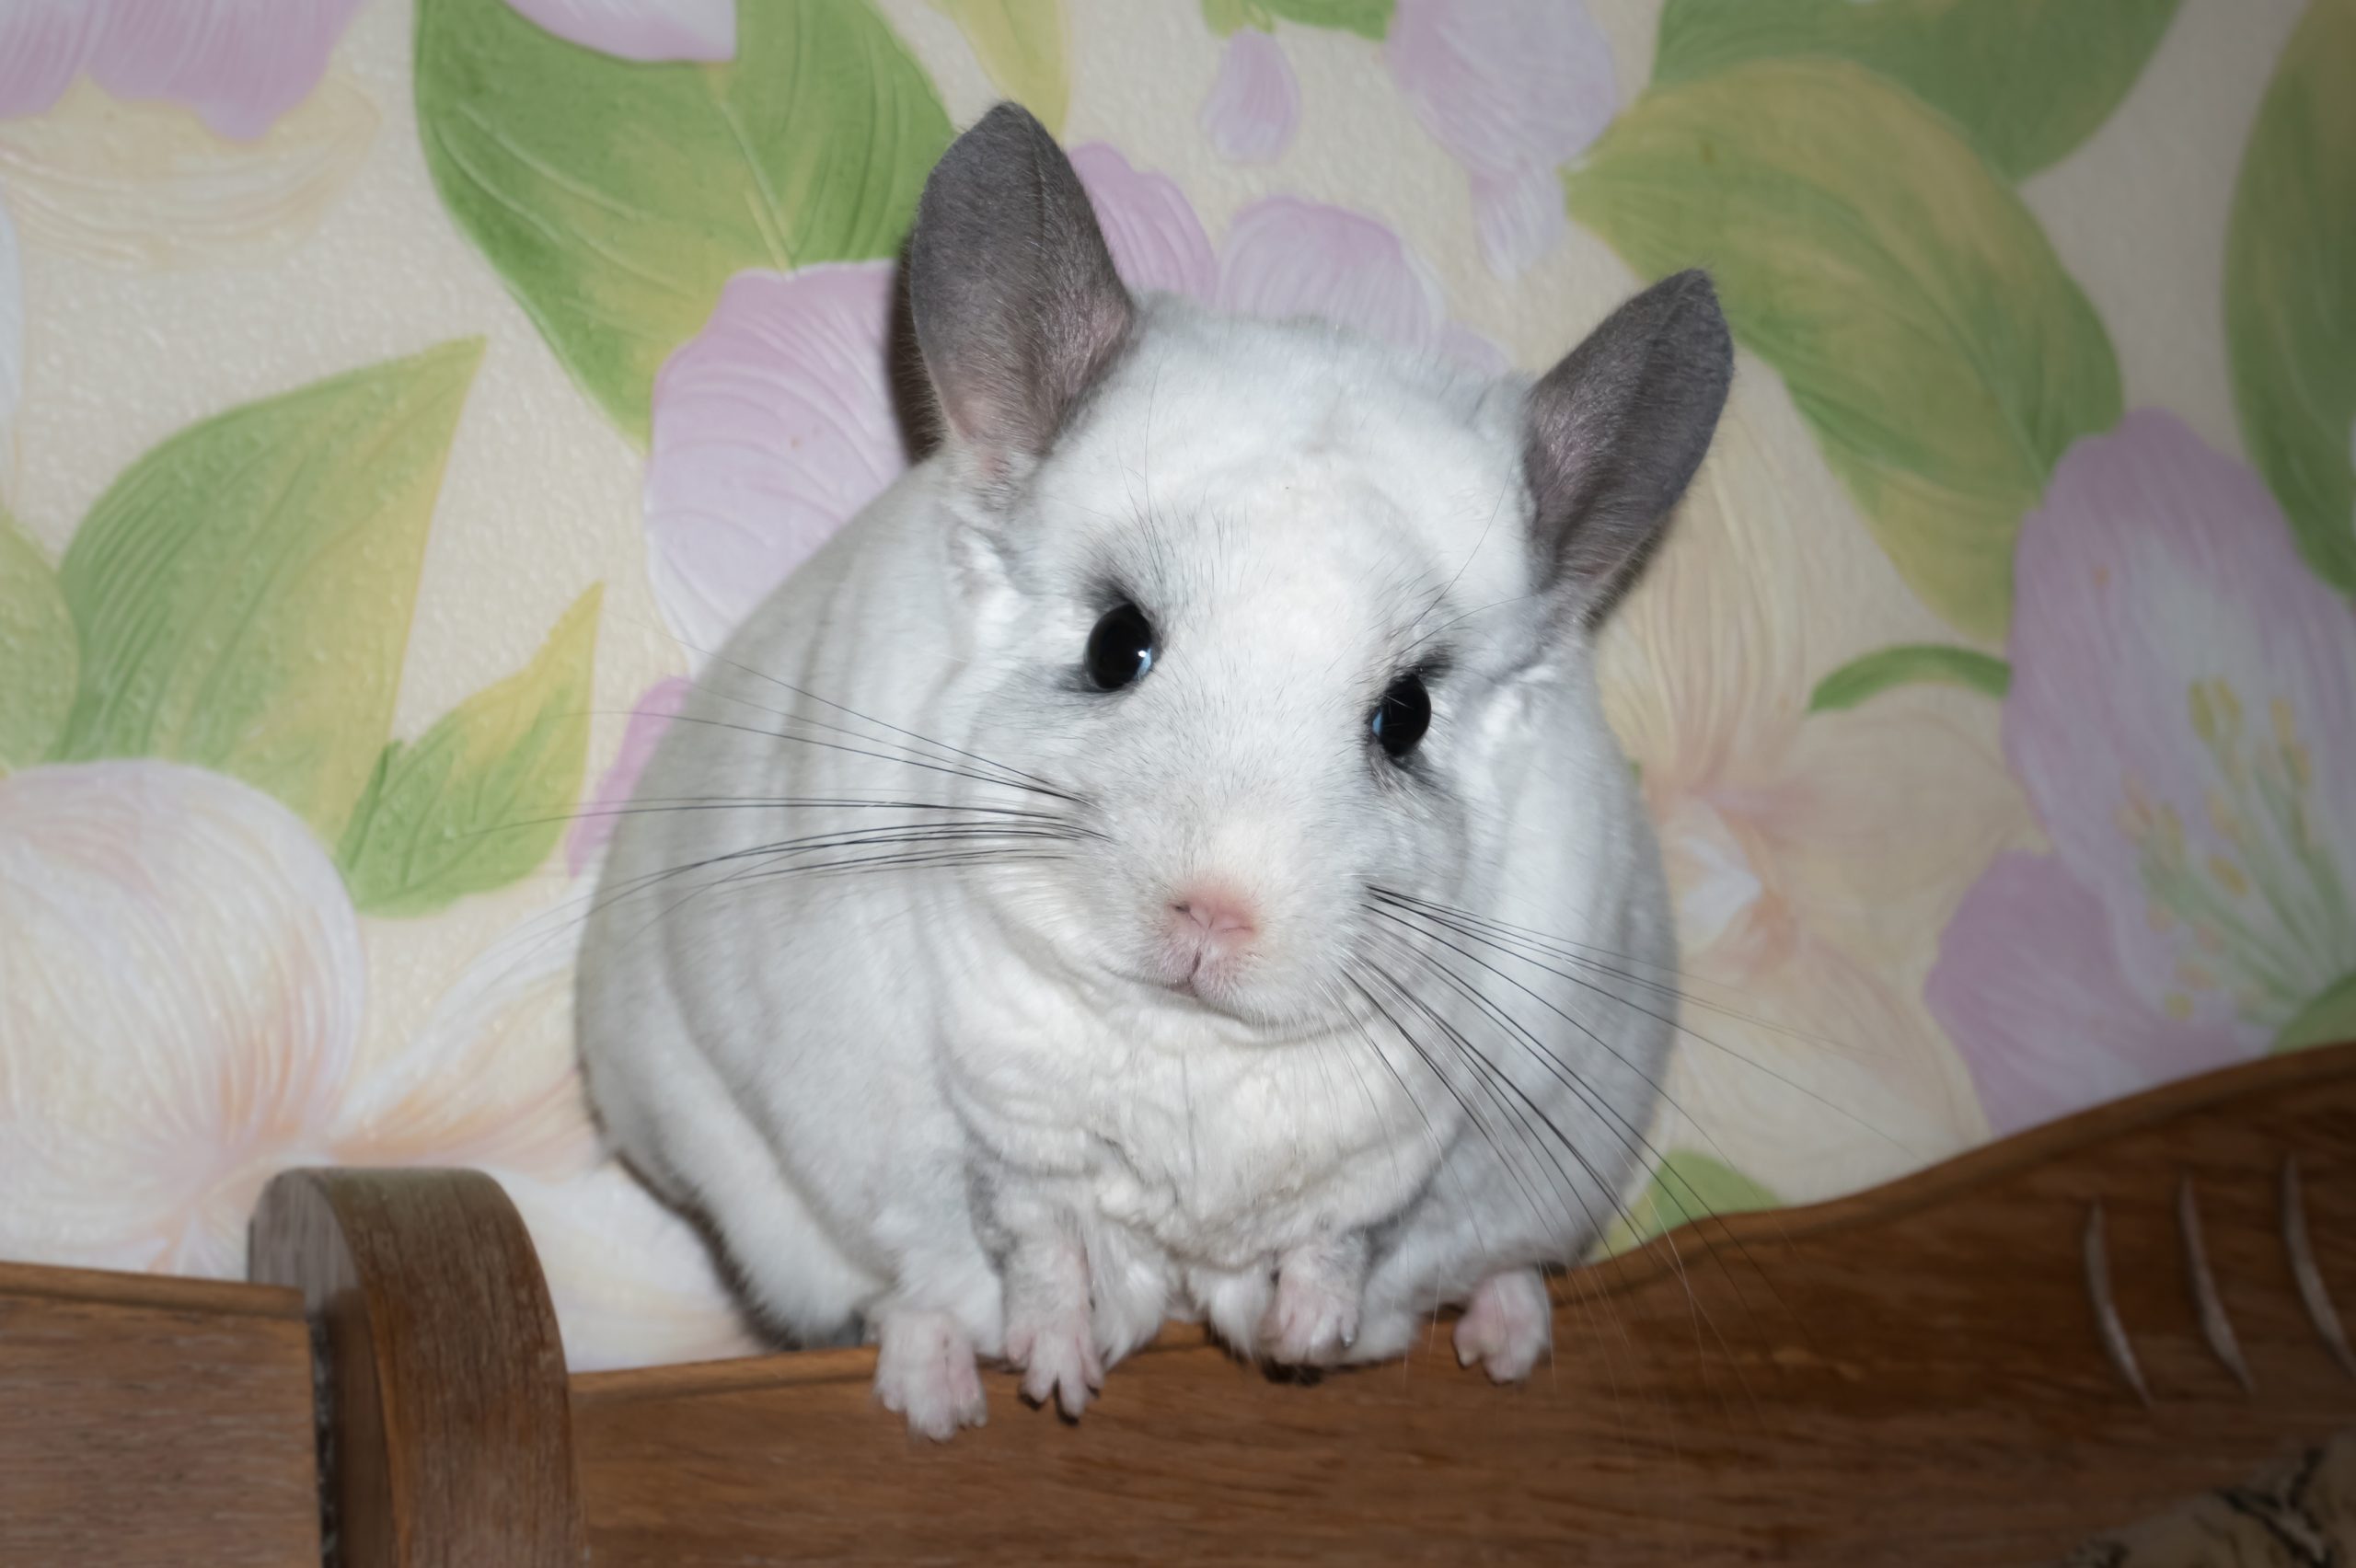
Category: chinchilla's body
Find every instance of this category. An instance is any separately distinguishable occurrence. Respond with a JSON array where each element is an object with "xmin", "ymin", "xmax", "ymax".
[{"xmin": 578, "ymin": 104, "xmax": 1731, "ymax": 1437}]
